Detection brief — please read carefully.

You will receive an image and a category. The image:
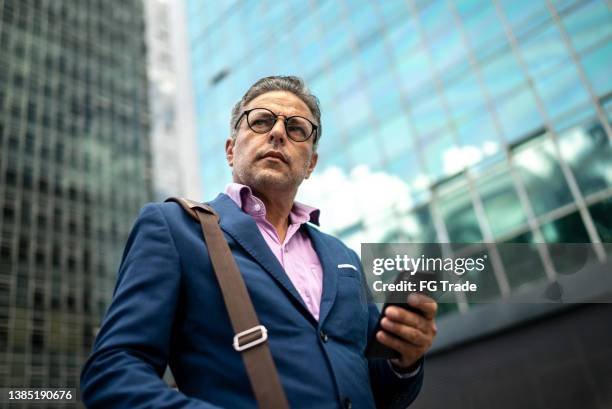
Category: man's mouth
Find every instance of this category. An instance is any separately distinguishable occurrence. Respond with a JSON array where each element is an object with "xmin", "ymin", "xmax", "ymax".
[{"xmin": 260, "ymin": 151, "xmax": 288, "ymax": 164}]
